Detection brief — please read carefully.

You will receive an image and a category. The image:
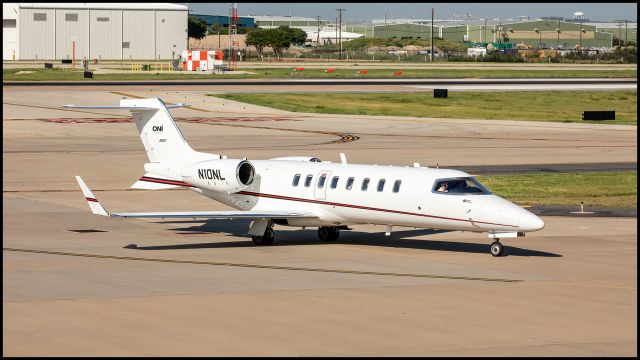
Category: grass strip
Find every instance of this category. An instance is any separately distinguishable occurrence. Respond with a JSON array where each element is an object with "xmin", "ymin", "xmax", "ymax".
[
  {"xmin": 3, "ymin": 67, "xmax": 637, "ymax": 81},
  {"xmin": 213, "ymin": 91, "xmax": 637, "ymax": 125},
  {"xmin": 476, "ymin": 171, "xmax": 637, "ymax": 208}
]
